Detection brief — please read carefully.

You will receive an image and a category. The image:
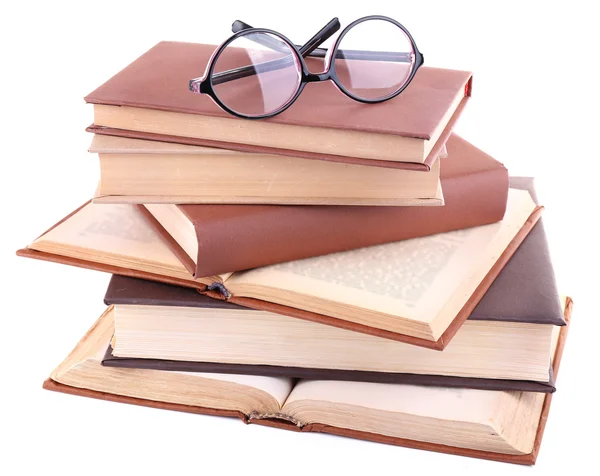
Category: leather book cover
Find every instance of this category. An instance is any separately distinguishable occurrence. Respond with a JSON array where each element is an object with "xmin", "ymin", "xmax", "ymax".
[
  {"xmin": 42, "ymin": 298, "xmax": 573, "ymax": 465},
  {"xmin": 469, "ymin": 178, "xmax": 564, "ymax": 325},
  {"xmin": 144, "ymin": 133, "xmax": 509, "ymax": 278},
  {"xmin": 85, "ymin": 41, "xmax": 472, "ymax": 170}
]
